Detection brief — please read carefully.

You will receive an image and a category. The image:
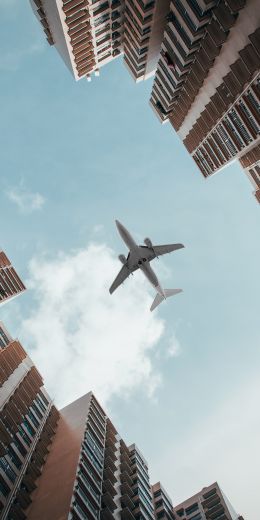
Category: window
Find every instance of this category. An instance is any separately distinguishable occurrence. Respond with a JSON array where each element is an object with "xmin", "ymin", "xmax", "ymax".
[
  {"xmin": 13, "ymin": 436, "xmax": 27, "ymax": 457},
  {"xmin": 189, "ymin": 513, "xmax": 202, "ymax": 520},
  {"xmin": 18, "ymin": 426, "xmax": 31, "ymax": 446},
  {"xmin": 22, "ymin": 419, "xmax": 35, "ymax": 437},
  {"xmin": 0, "ymin": 457, "xmax": 17, "ymax": 483},
  {"xmin": 0, "ymin": 477, "xmax": 11, "ymax": 497},
  {"xmin": 0, "ymin": 327, "xmax": 10, "ymax": 348},
  {"xmin": 186, "ymin": 503, "xmax": 199, "ymax": 515},
  {"xmin": 7, "ymin": 446, "xmax": 22, "ymax": 470}
]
